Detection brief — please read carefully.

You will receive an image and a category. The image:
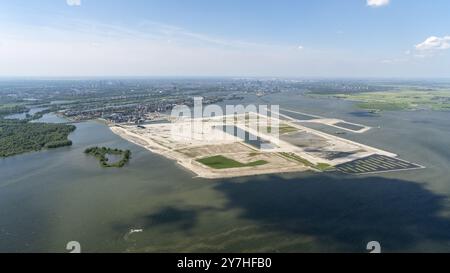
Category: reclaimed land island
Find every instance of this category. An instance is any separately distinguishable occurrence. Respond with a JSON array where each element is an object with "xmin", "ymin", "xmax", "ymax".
[{"xmin": 109, "ymin": 112, "xmax": 424, "ymax": 179}]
